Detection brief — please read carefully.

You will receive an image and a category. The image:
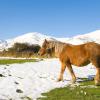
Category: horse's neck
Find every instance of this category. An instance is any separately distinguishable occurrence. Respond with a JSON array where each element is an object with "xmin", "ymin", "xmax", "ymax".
[{"xmin": 53, "ymin": 42, "xmax": 66, "ymax": 57}]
